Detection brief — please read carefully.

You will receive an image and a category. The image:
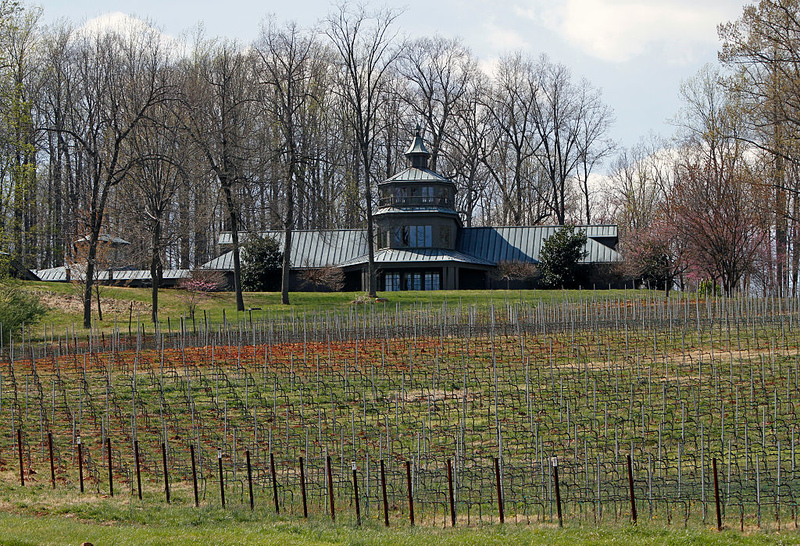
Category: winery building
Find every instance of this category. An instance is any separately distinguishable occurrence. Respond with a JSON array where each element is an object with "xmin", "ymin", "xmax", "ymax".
[{"xmin": 202, "ymin": 132, "xmax": 622, "ymax": 291}]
